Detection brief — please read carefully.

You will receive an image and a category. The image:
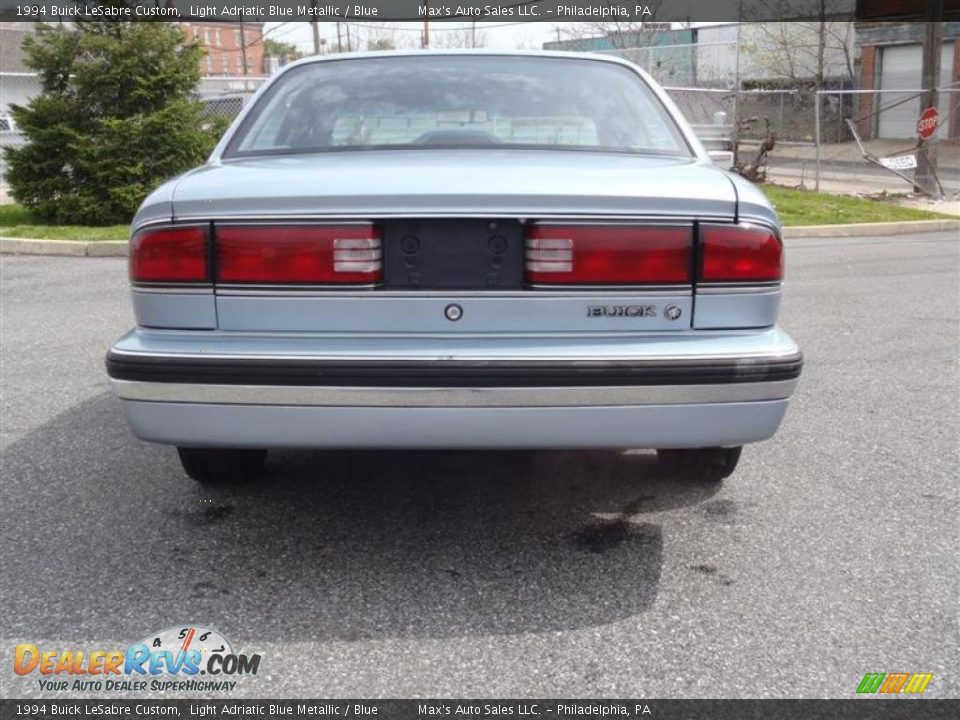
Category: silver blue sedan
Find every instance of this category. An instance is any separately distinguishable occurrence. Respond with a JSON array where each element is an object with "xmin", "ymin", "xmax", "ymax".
[{"xmin": 106, "ymin": 51, "xmax": 802, "ymax": 484}]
